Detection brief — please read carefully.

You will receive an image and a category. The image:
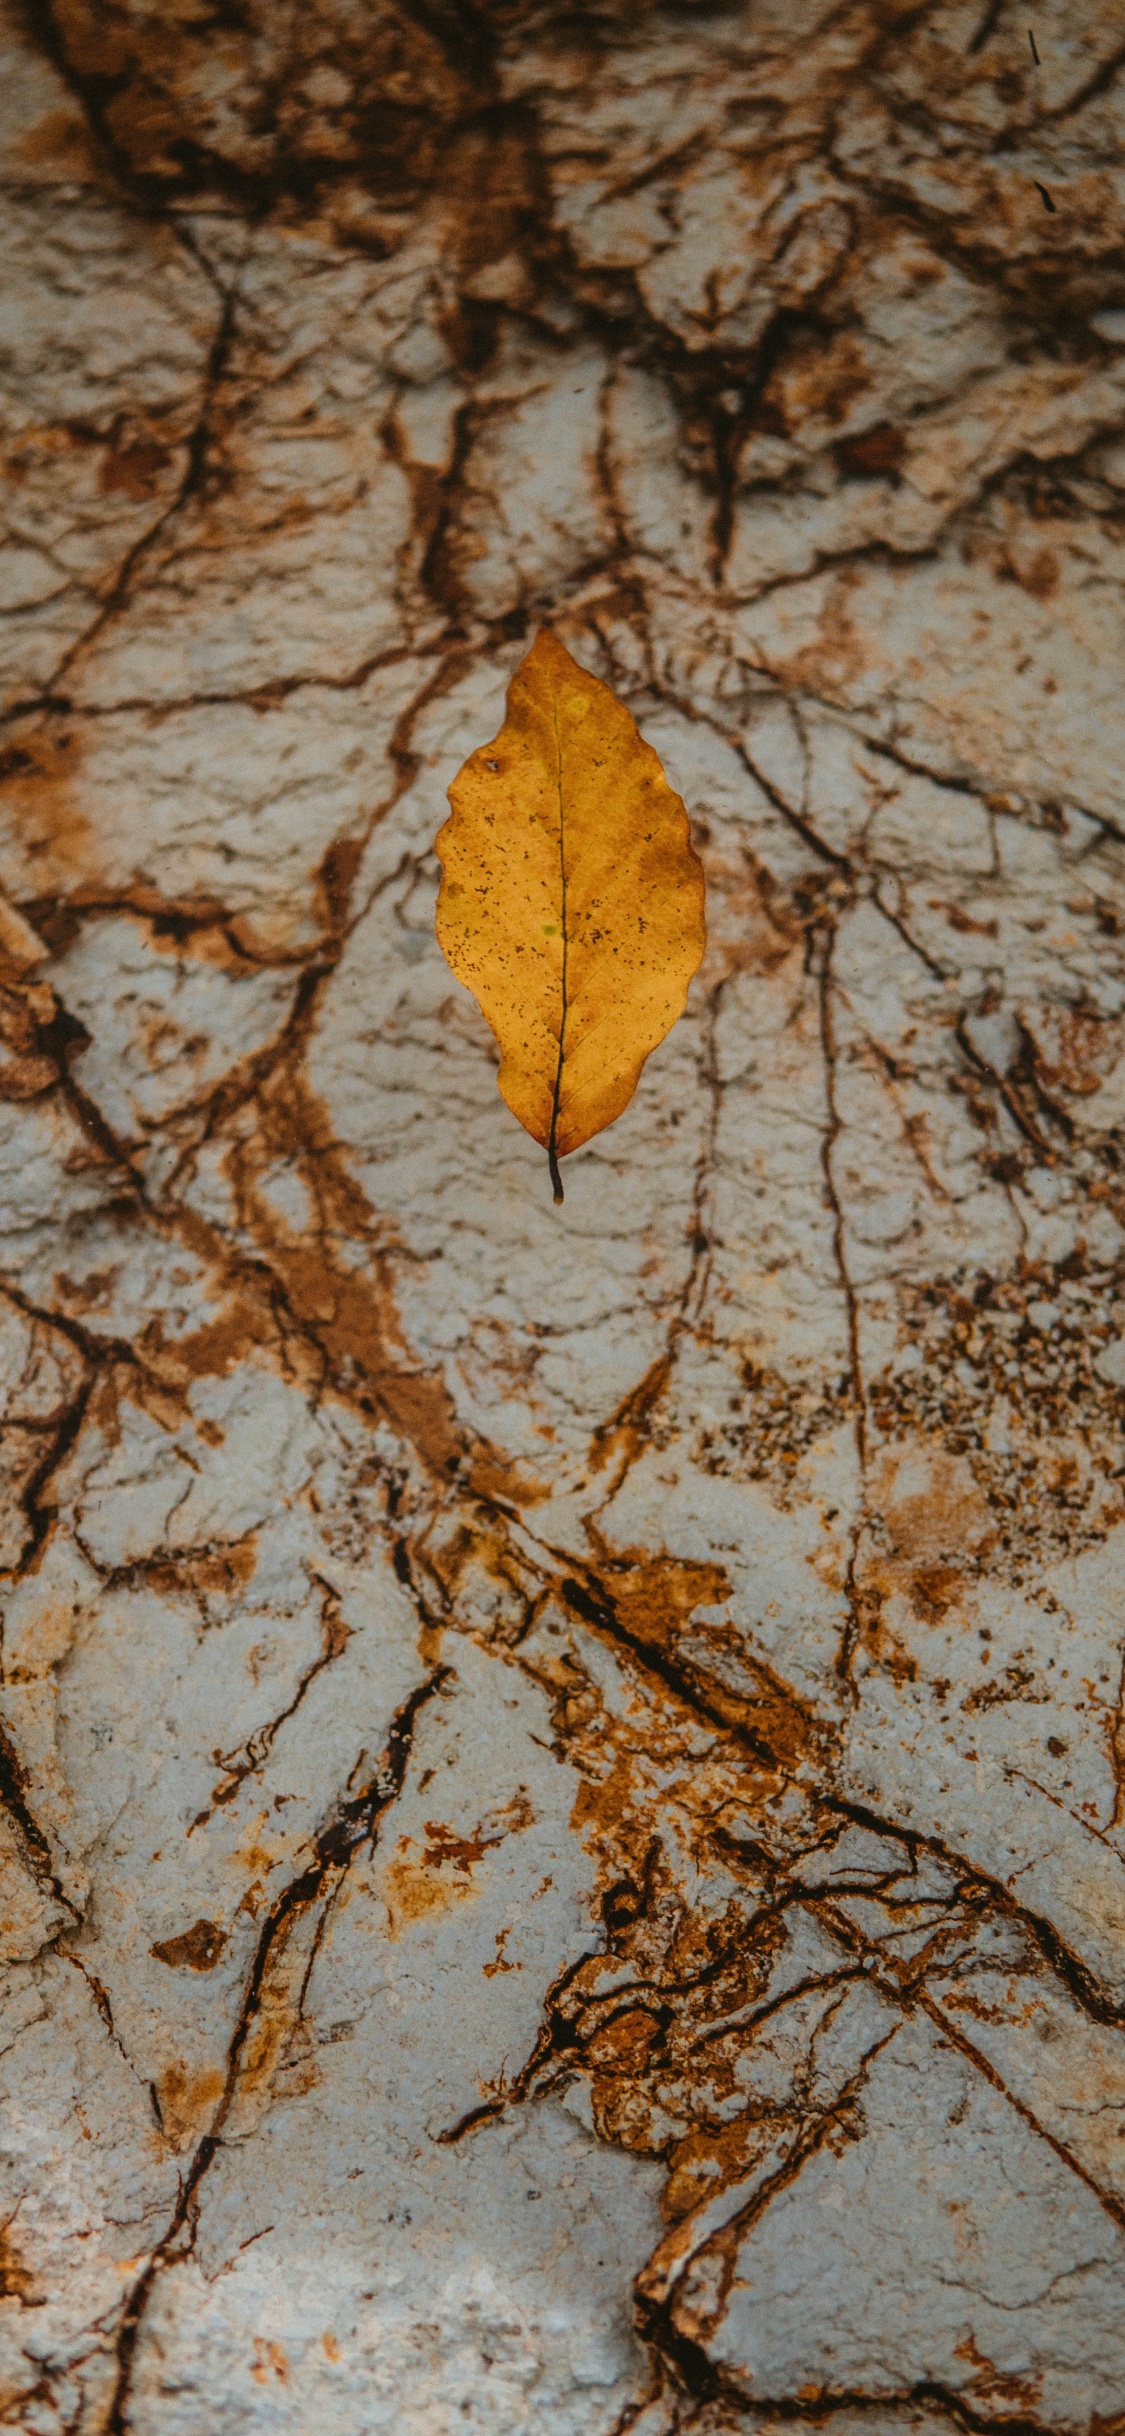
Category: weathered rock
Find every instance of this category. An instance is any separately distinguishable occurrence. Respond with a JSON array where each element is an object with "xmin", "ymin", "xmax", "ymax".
[{"xmin": 2, "ymin": 1, "xmax": 1125, "ymax": 2428}]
